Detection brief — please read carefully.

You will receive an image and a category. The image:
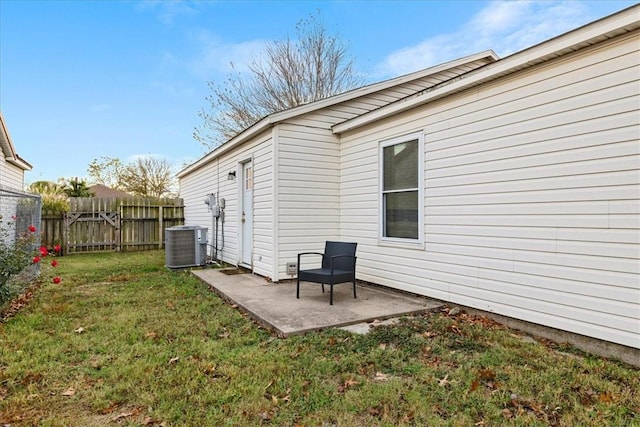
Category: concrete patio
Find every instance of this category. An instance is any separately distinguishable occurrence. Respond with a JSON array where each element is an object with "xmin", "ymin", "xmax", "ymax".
[{"xmin": 192, "ymin": 267, "xmax": 442, "ymax": 337}]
